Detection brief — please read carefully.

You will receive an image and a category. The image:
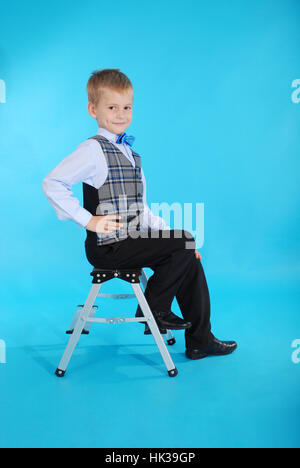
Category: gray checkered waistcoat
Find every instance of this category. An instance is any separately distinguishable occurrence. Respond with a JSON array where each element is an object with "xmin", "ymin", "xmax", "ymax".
[{"xmin": 83, "ymin": 135, "xmax": 144, "ymax": 246}]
